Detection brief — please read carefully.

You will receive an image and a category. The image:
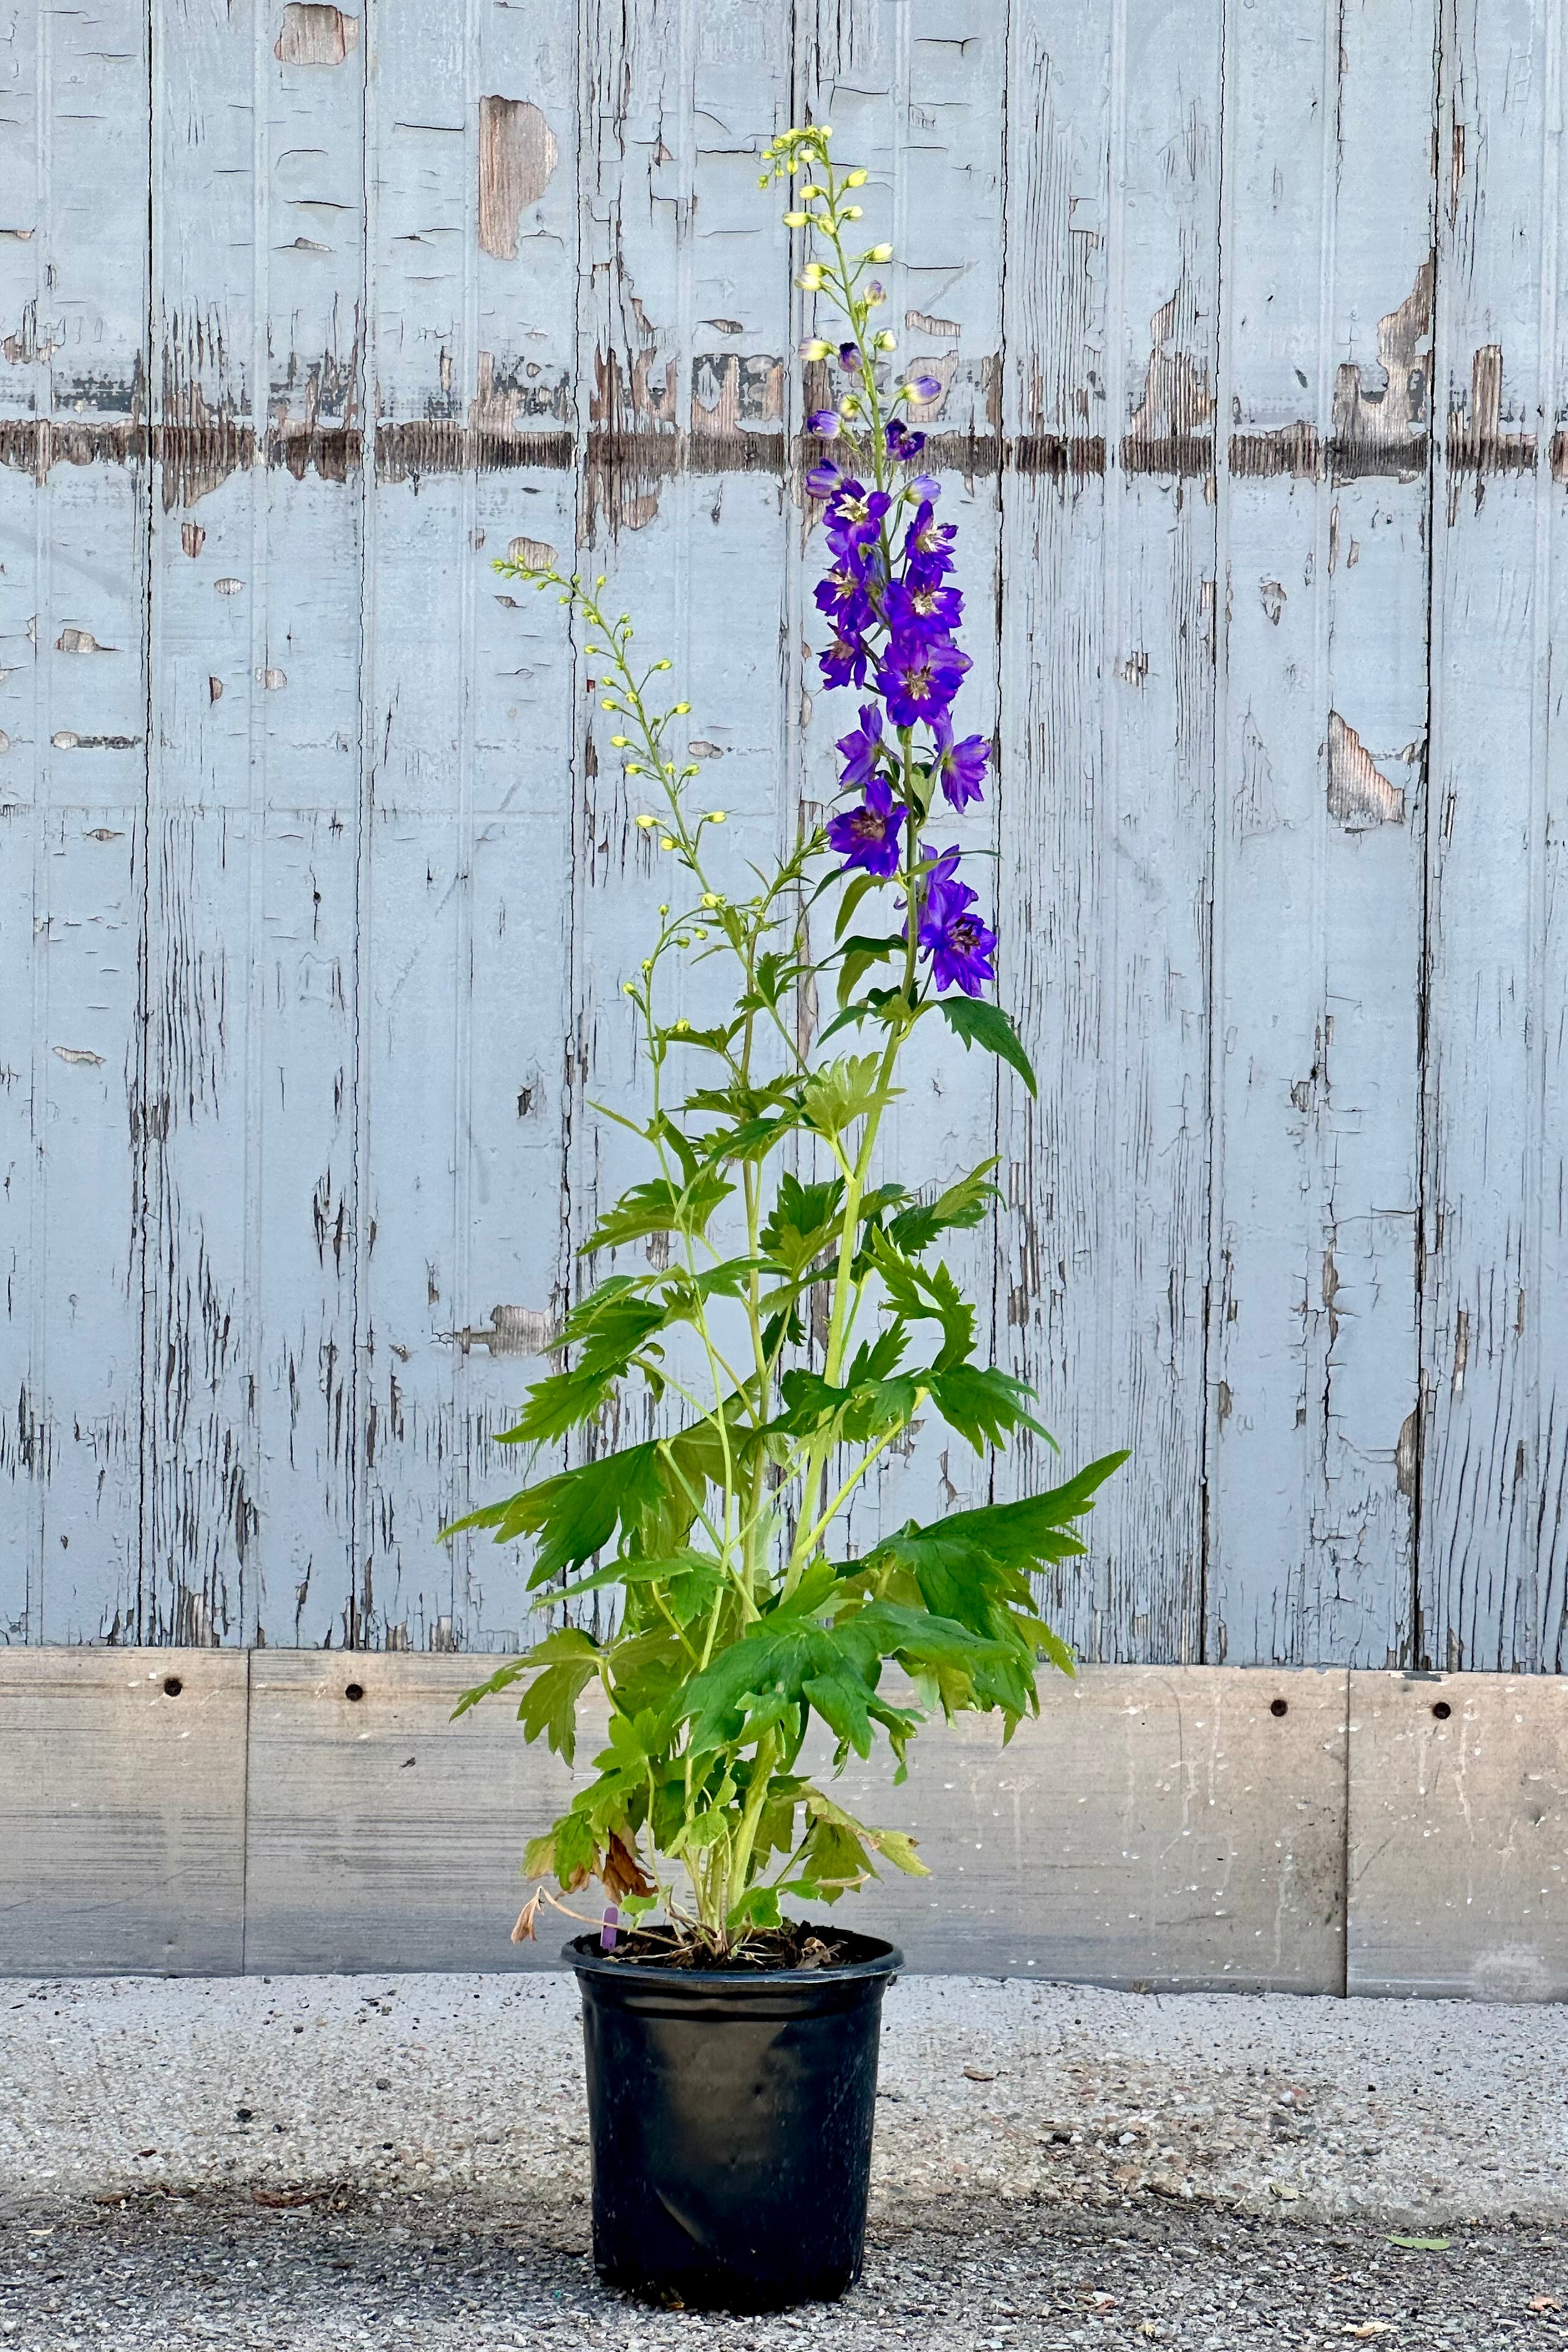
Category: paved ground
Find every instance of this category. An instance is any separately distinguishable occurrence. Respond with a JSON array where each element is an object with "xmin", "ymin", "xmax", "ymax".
[{"xmin": 3, "ymin": 1970, "xmax": 1566, "ymax": 2346}]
